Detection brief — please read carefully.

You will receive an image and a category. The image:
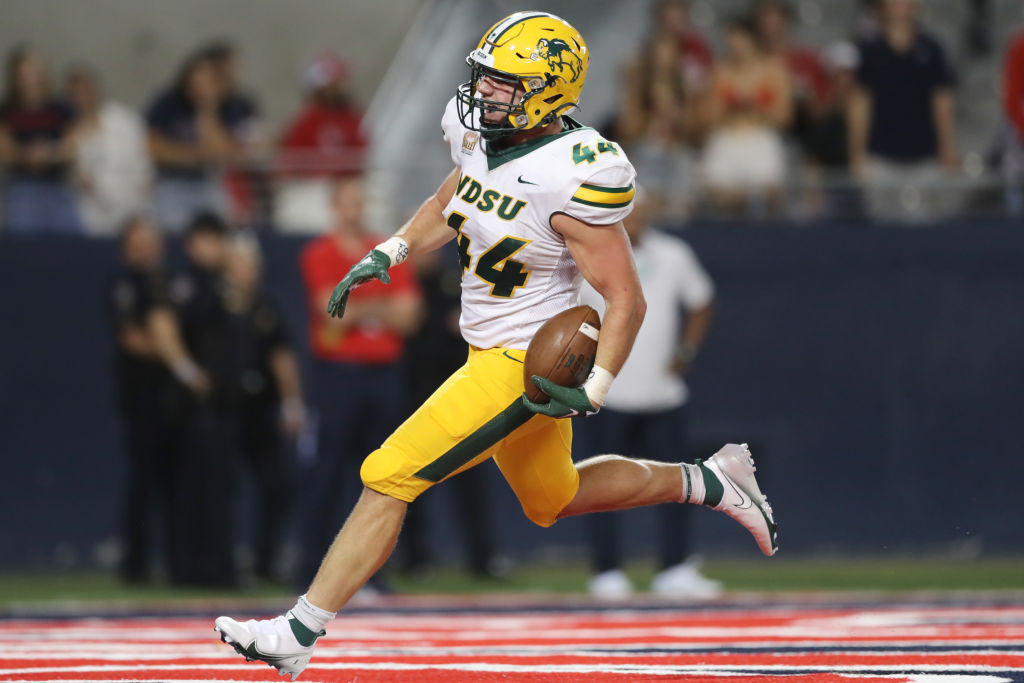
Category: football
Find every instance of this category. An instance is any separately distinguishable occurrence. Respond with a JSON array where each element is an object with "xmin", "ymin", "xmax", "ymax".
[{"xmin": 523, "ymin": 305, "xmax": 601, "ymax": 402}]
